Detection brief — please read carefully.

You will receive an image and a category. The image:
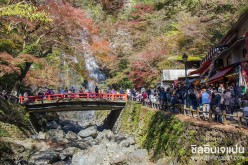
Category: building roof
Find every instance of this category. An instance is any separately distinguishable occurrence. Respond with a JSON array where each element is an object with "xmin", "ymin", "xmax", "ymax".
[
  {"xmin": 201, "ymin": 10, "xmax": 248, "ymax": 64},
  {"xmin": 220, "ymin": 10, "xmax": 248, "ymax": 44}
]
